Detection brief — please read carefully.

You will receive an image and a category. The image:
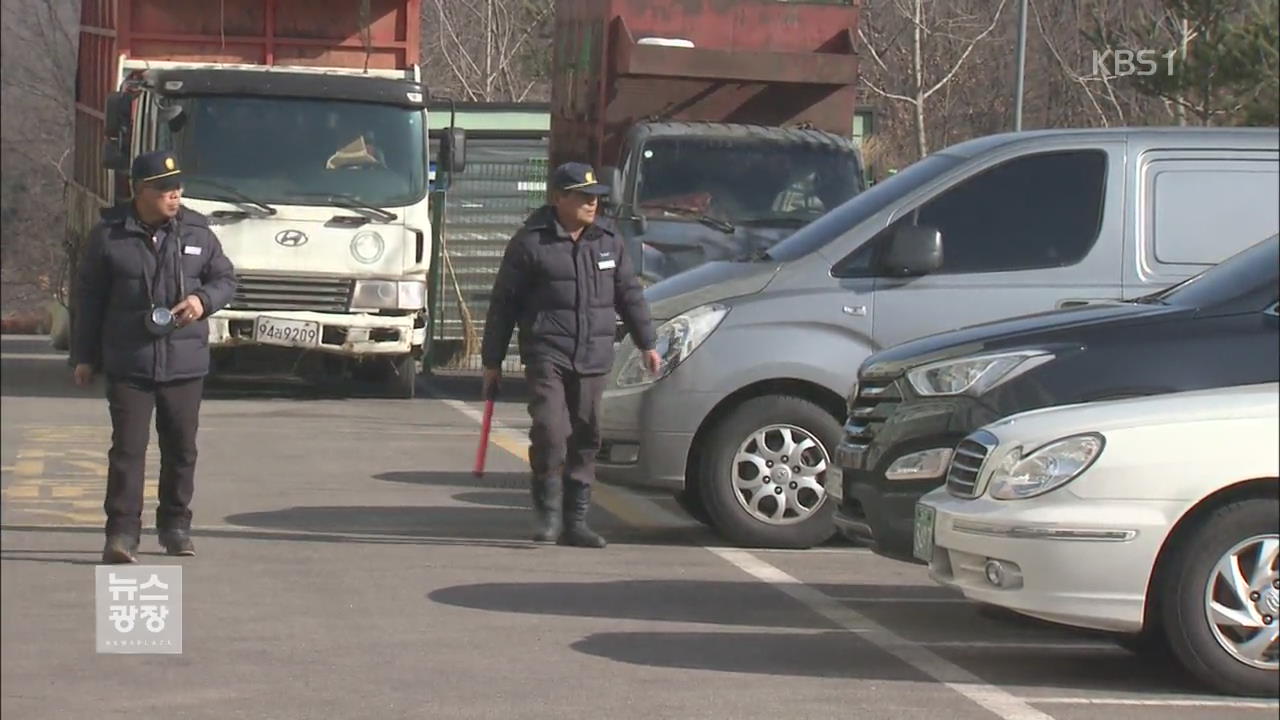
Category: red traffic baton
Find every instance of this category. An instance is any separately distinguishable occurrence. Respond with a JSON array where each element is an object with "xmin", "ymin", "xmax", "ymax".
[{"xmin": 473, "ymin": 398, "xmax": 495, "ymax": 477}]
